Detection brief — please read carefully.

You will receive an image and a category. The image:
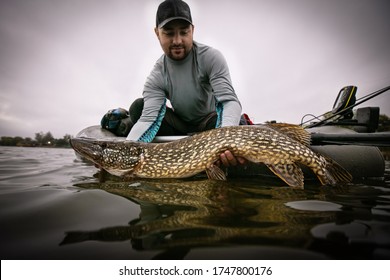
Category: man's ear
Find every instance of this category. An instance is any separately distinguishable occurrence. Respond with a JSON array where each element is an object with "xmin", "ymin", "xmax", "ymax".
[{"xmin": 154, "ymin": 27, "xmax": 160, "ymax": 39}]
